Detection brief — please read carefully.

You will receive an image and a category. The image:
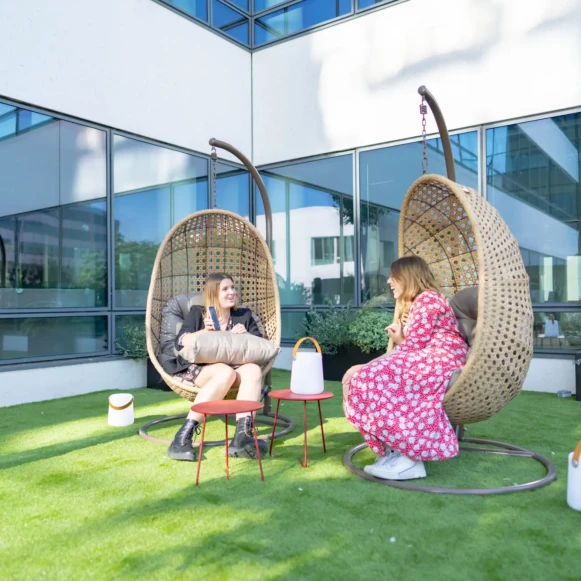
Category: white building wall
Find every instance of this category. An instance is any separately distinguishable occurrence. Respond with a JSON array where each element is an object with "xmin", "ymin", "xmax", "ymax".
[
  {"xmin": 0, "ymin": 359, "xmax": 146, "ymax": 408},
  {"xmin": 252, "ymin": 0, "xmax": 581, "ymax": 165},
  {"xmin": 0, "ymin": 0, "xmax": 251, "ymax": 161}
]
